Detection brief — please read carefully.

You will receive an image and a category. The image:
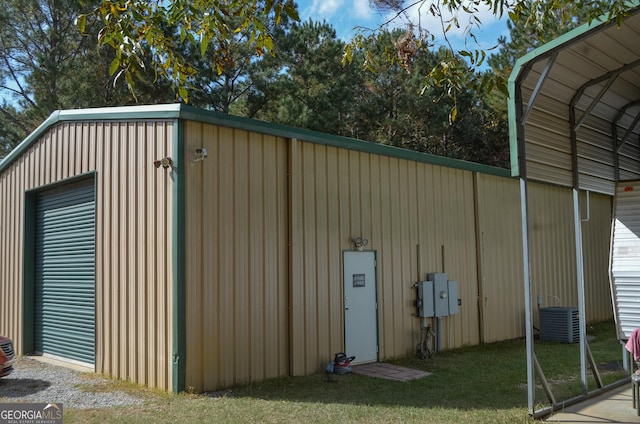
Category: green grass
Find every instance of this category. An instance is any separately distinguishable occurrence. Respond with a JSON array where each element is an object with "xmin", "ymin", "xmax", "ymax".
[{"xmin": 65, "ymin": 321, "xmax": 626, "ymax": 423}]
